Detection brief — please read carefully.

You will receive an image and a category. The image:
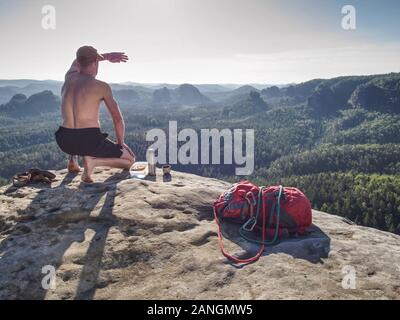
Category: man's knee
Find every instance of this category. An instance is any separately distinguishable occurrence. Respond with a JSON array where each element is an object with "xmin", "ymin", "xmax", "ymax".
[{"xmin": 121, "ymin": 149, "xmax": 135, "ymax": 165}]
